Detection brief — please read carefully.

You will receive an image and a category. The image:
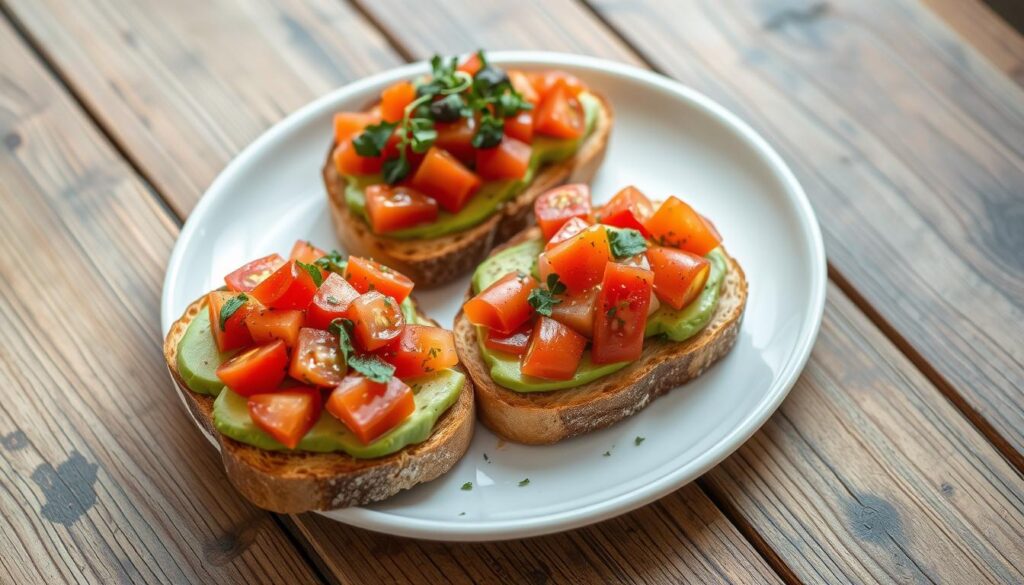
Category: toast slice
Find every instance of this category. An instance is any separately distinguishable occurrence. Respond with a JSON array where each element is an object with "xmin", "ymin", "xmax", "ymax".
[
  {"xmin": 163, "ymin": 294, "xmax": 474, "ymax": 513},
  {"xmin": 453, "ymin": 227, "xmax": 748, "ymax": 445},
  {"xmin": 323, "ymin": 93, "xmax": 613, "ymax": 288}
]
